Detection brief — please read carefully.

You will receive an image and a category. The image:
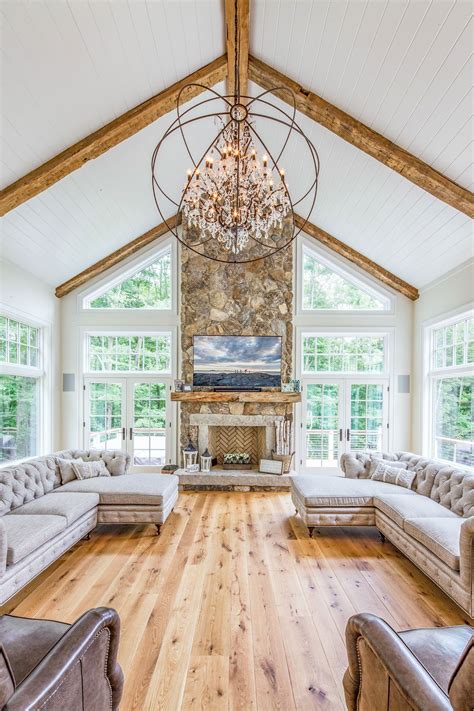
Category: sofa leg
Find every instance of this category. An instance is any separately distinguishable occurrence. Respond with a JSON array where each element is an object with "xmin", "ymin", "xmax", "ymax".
[
  {"xmin": 308, "ymin": 527, "xmax": 315, "ymax": 538},
  {"xmin": 379, "ymin": 532, "xmax": 386, "ymax": 543},
  {"xmin": 295, "ymin": 508, "xmax": 298, "ymax": 515},
  {"xmin": 83, "ymin": 532, "xmax": 91, "ymax": 541},
  {"xmin": 155, "ymin": 524, "xmax": 161, "ymax": 536}
]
